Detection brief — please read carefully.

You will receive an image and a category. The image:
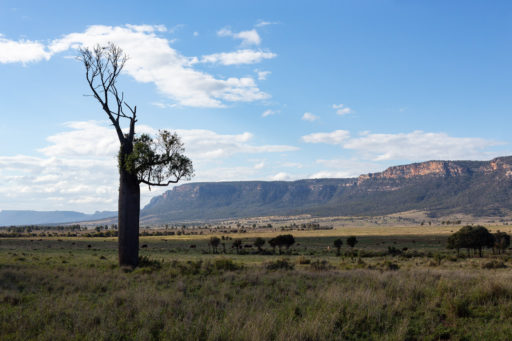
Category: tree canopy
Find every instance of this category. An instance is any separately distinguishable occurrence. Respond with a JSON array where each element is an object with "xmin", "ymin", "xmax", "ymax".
[{"xmin": 447, "ymin": 225, "xmax": 495, "ymax": 257}]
